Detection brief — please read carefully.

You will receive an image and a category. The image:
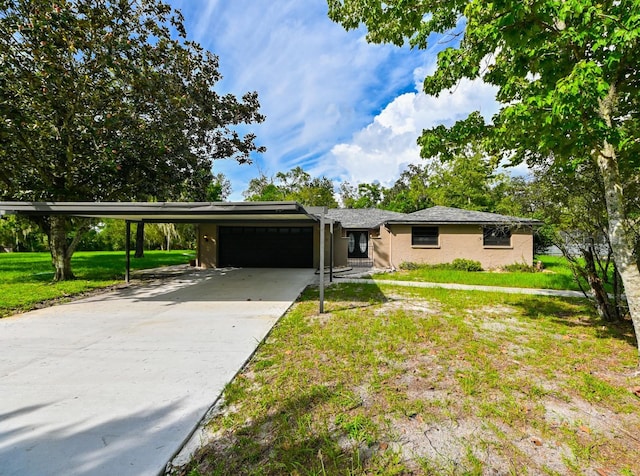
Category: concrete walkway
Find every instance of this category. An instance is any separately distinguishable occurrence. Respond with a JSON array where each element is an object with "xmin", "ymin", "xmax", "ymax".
[
  {"xmin": 0, "ymin": 268, "xmax": 314, "ymax": 476},
  {"xmin": 335, "ymin": 277, "xmax": 588, "ymax": 298}
]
